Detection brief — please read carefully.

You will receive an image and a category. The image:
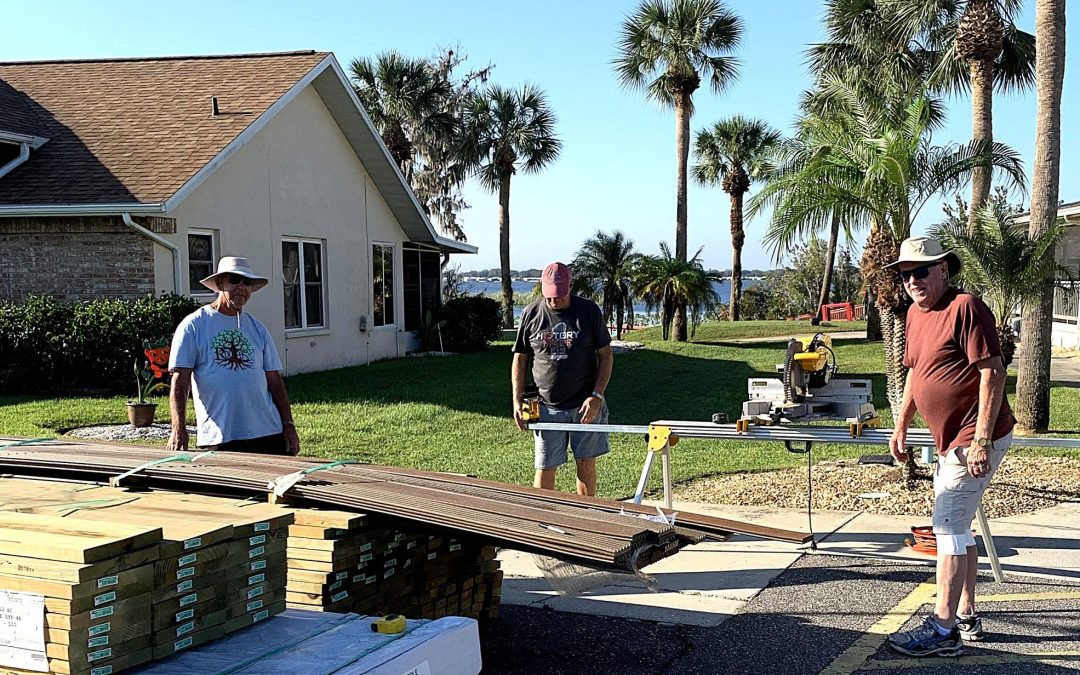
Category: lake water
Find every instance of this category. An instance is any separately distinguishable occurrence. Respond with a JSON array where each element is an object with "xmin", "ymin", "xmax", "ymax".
[{"xmin": 461, "ymin": 279, "xmax": 761, "ymax": 318}]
